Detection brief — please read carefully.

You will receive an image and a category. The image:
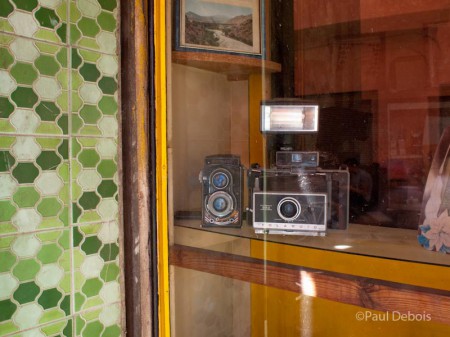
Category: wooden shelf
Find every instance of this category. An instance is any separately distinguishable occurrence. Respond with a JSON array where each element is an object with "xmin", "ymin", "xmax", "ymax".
[
  {"xmin": 170, "ymin": 244, "xmax": 450, "ymax": 326},
  {"xmin": 172, "ymin": 51, "xmax": 282, "ymax": 81}
]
